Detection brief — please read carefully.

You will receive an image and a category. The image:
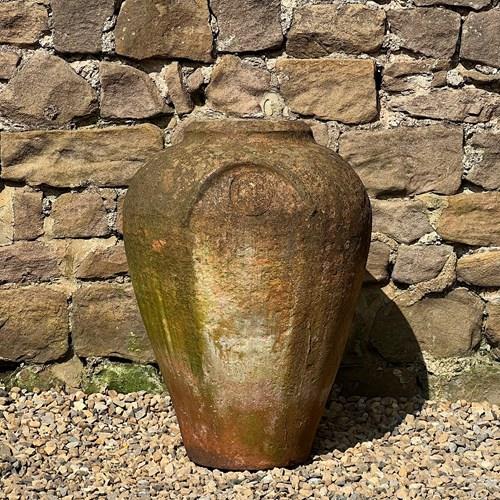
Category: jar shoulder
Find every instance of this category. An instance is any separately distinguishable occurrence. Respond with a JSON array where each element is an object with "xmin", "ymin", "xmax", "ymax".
[{"xmin": 125, "ymin": 137, "xmax": 369, "ymax": 226}]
